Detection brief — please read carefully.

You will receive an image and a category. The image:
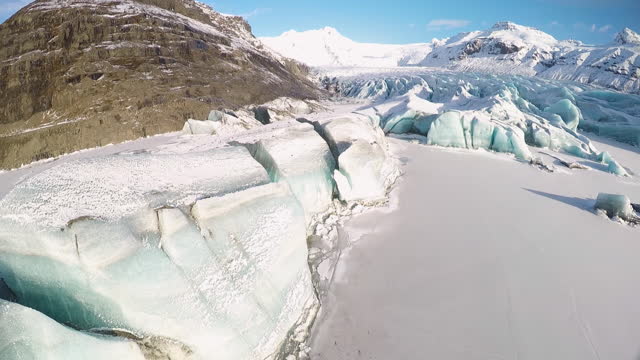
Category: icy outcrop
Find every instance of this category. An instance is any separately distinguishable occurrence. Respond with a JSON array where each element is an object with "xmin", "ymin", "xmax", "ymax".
[
  {"xmin": 577, "ymin": 90, "xmax": 640, "ymax": 147},
  {"xmin": 0, "ymin": 144, "xmax": 316, "ymax": 359},
  {"xmin": 182, "ymin": 98, "xmax": 324, "ymax": 136},
  {"xmin": 0, "ymin": 300, "xmax": 146, "ymax": 360},
  {"xmin": 243, "ymin": 123, "xmax": 336, "ymax": 222},
  {"xmin": 0, "ymin": 146, "xmax": 270, "ymax": 227},
  {"xmin": 0, "ymin": 108, "xmax": 404, "ymax": 359},
  {"xmin": 544, "ymin": 99, "xmax": 580, "ymax": 131},
  {"xmin": 595, "ymin": 193, "xmax": 635, "ymax": 220},
  {"xmin": 254, "ymin": 97, "xmax": 323, "ymax": 123},
  {"xmin": 323, "ymin": 70, "xmax": 635, "ymax": 175},
  {"xmin": 316, "ymin": 115, "xmax": 399, "ymax": 202},
  {"xmin": 425, "ymin": 112, "xmax": 532, "ymax": 160},
  {"xmin": 182, "ymin": 110, "xmax": 261, "ymax": 136},
  {"xmin": 260, "ymin": 27, "xmax": 432, "ymax": 67}
]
